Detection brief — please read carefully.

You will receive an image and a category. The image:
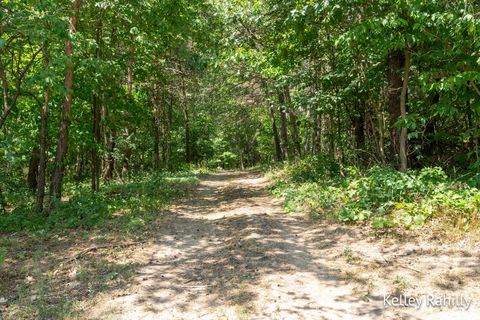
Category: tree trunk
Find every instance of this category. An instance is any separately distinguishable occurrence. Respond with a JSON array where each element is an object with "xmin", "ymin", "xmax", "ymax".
[
  {"xmin": 91, "ymin": 94, "xmax": 101, "ymax": 191},
  {"xmin": 121, "ymin": 128, "xmax": 131, "ymax": 178},
  {"xmin": 91, "ymin": 20, "xmax": 102, "ymax": 192},
  {"xmin": 277, "ymin": 89, "xmax": 289, "ymax": 160},
  {"xmin": 27, "ymin": 146, "xmax": 40, "ymax": 191},
  {"xmin": 353, "ymin": 105, "xmax": 365, "ymax": 150},
  {"xmin": 312, "ymin": 113, "xmax": 322, "ymax": 154},
  {"xmin": 152, "ymin": 83, "xmax": 162, "ymax": 168},
  {"xmin": 0, "ymin": 58, "xmax": 14, "ymax": 130},
  {"xmin": 0, "ymin": 47, "xmax": 42, "ymax": 130},
  {"xmin": 122, "ymin": 55, "xmax": 134, "ymax": 177},
  {"xmin": 279, "ymin": 109, "xmax": 288, "ymax": 160},
  {"xmin": 269, "ymin": 105, "xmax": 283, "ymax": 162},
  {"xmin": 378, "ymin": 107, "xmax": 386, "ymax": 163},
  {"xmin": 328, "ymin": 114, "xmax": 335, "ymax": 157},
  {"xmin": 35, "ymin": 85, "xmax": 49, "ymax": 213},
  {"xmin": 49, "ymin": 0, "xmax": 82, "ymax": 209},
  {"xmin": 180, "ymin": 74, "xmax": 191, "ymax": 163},
  {"xmin": 387, "ymin": 50, "xmax": 405, "ymax": 164},
  {"xmin": 105, "ymin": 127, "xmax": 116, "ymax": 181},
  {"xmin": 283, "ymin": 86, "xmax": 301, "ymax": 157},
  {"xmin": 399, "ymin": 49, "xmax": 411, "ymax": 172},
  {"xmin": 304, "ymin": 109, "xmax": 311, "ymax": 154},
  {"xmin": 127, "ymin": 59, "xmax": 133, "ymax": 96},
  {"xmin": 467, "ymin": 99, "xmax": 479, "ymax": 163},
  {"xmin": 163, "ymin": 91, "xmax": 174, "ymax": 169}
]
